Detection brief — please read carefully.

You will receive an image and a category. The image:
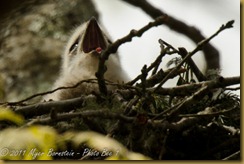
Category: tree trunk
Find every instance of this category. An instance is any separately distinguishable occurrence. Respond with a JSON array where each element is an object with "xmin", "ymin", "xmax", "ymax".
[{"xmin": 0, "ymin": 0, "xmax": 98, "ymax": 102}]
